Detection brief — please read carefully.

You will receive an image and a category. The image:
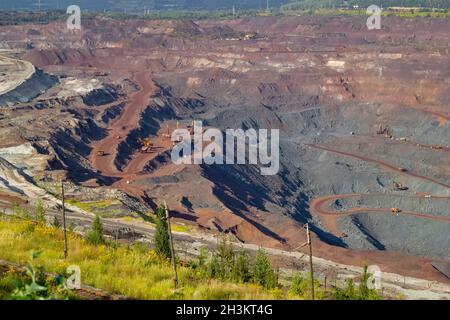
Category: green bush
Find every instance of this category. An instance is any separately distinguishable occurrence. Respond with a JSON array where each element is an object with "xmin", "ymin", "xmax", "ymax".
[
  {"xmin": 34, "ymin": 200, "xmax": 46, "ymax": 224},
  {"xmin": 12, "ymin": 203, "xmax": 30, "ymax": 219},
  {"xmin": 1, "ymin": 251, "xmax": 73, "ymax": 300},
  {"xmin": 290, "ymin": 272, "xmax": 323, "ymax": 299},
  {"xmin": 52, "ymin": 216, "xmax": 61, "ymax": 228},
  {"xmin": 85, "ymin": 215, "xmax": 105, "ymax": 245},
  {"xmin": 194, "ymin": 238, "xmax": 276, "ymax": 289},
  {"xmin": 332, "ymin": 266, "xmax": 381, "ymax": 300}
]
